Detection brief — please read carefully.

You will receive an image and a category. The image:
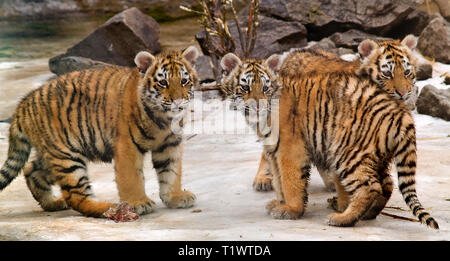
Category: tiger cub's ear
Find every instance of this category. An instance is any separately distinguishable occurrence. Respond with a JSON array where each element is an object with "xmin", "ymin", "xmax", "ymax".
[
  {"xmin": 358, "ymin": 39, "xmax": 378, "ymax": 58},
  {"xmin": 182, "ymin": 45, "xmax": 200, "ymax": 65},
  {"xmin": 401, "ymin": 34, "xmax": 418, "ymax": 50},
  {"xmin": 135, "ymin": 51, "xmax": 155, "ymax": 73},
  {"xmin": 221, "ymin": 53, "xmax": 241, "ymax": 75},
  {"xmin": 265, "ymin": 53, "xmax": 285, "ymax": 75}
]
